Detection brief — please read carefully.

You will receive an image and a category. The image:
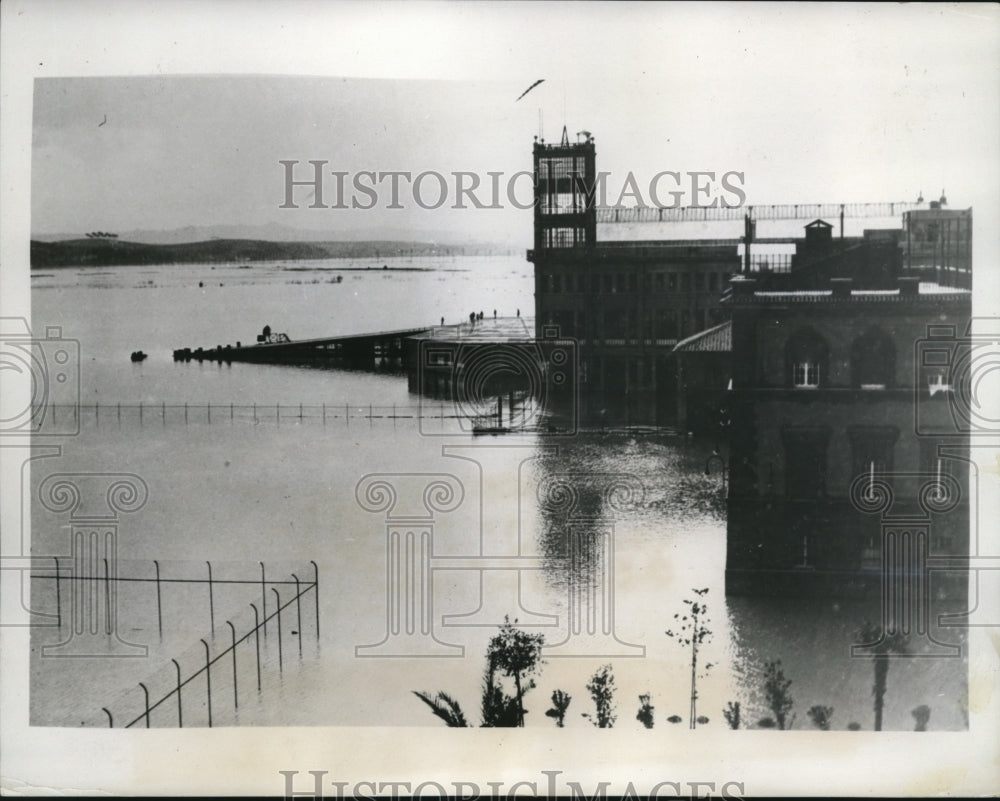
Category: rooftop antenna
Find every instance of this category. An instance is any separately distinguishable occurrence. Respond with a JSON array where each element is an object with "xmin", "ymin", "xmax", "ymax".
[
  {"xmin": 538, "ymin": 107, "xmax": 544, "ymax": 142},
  {"xmin": 560, "ymin": 125, "xmax": 569, "ymax": 147}
]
